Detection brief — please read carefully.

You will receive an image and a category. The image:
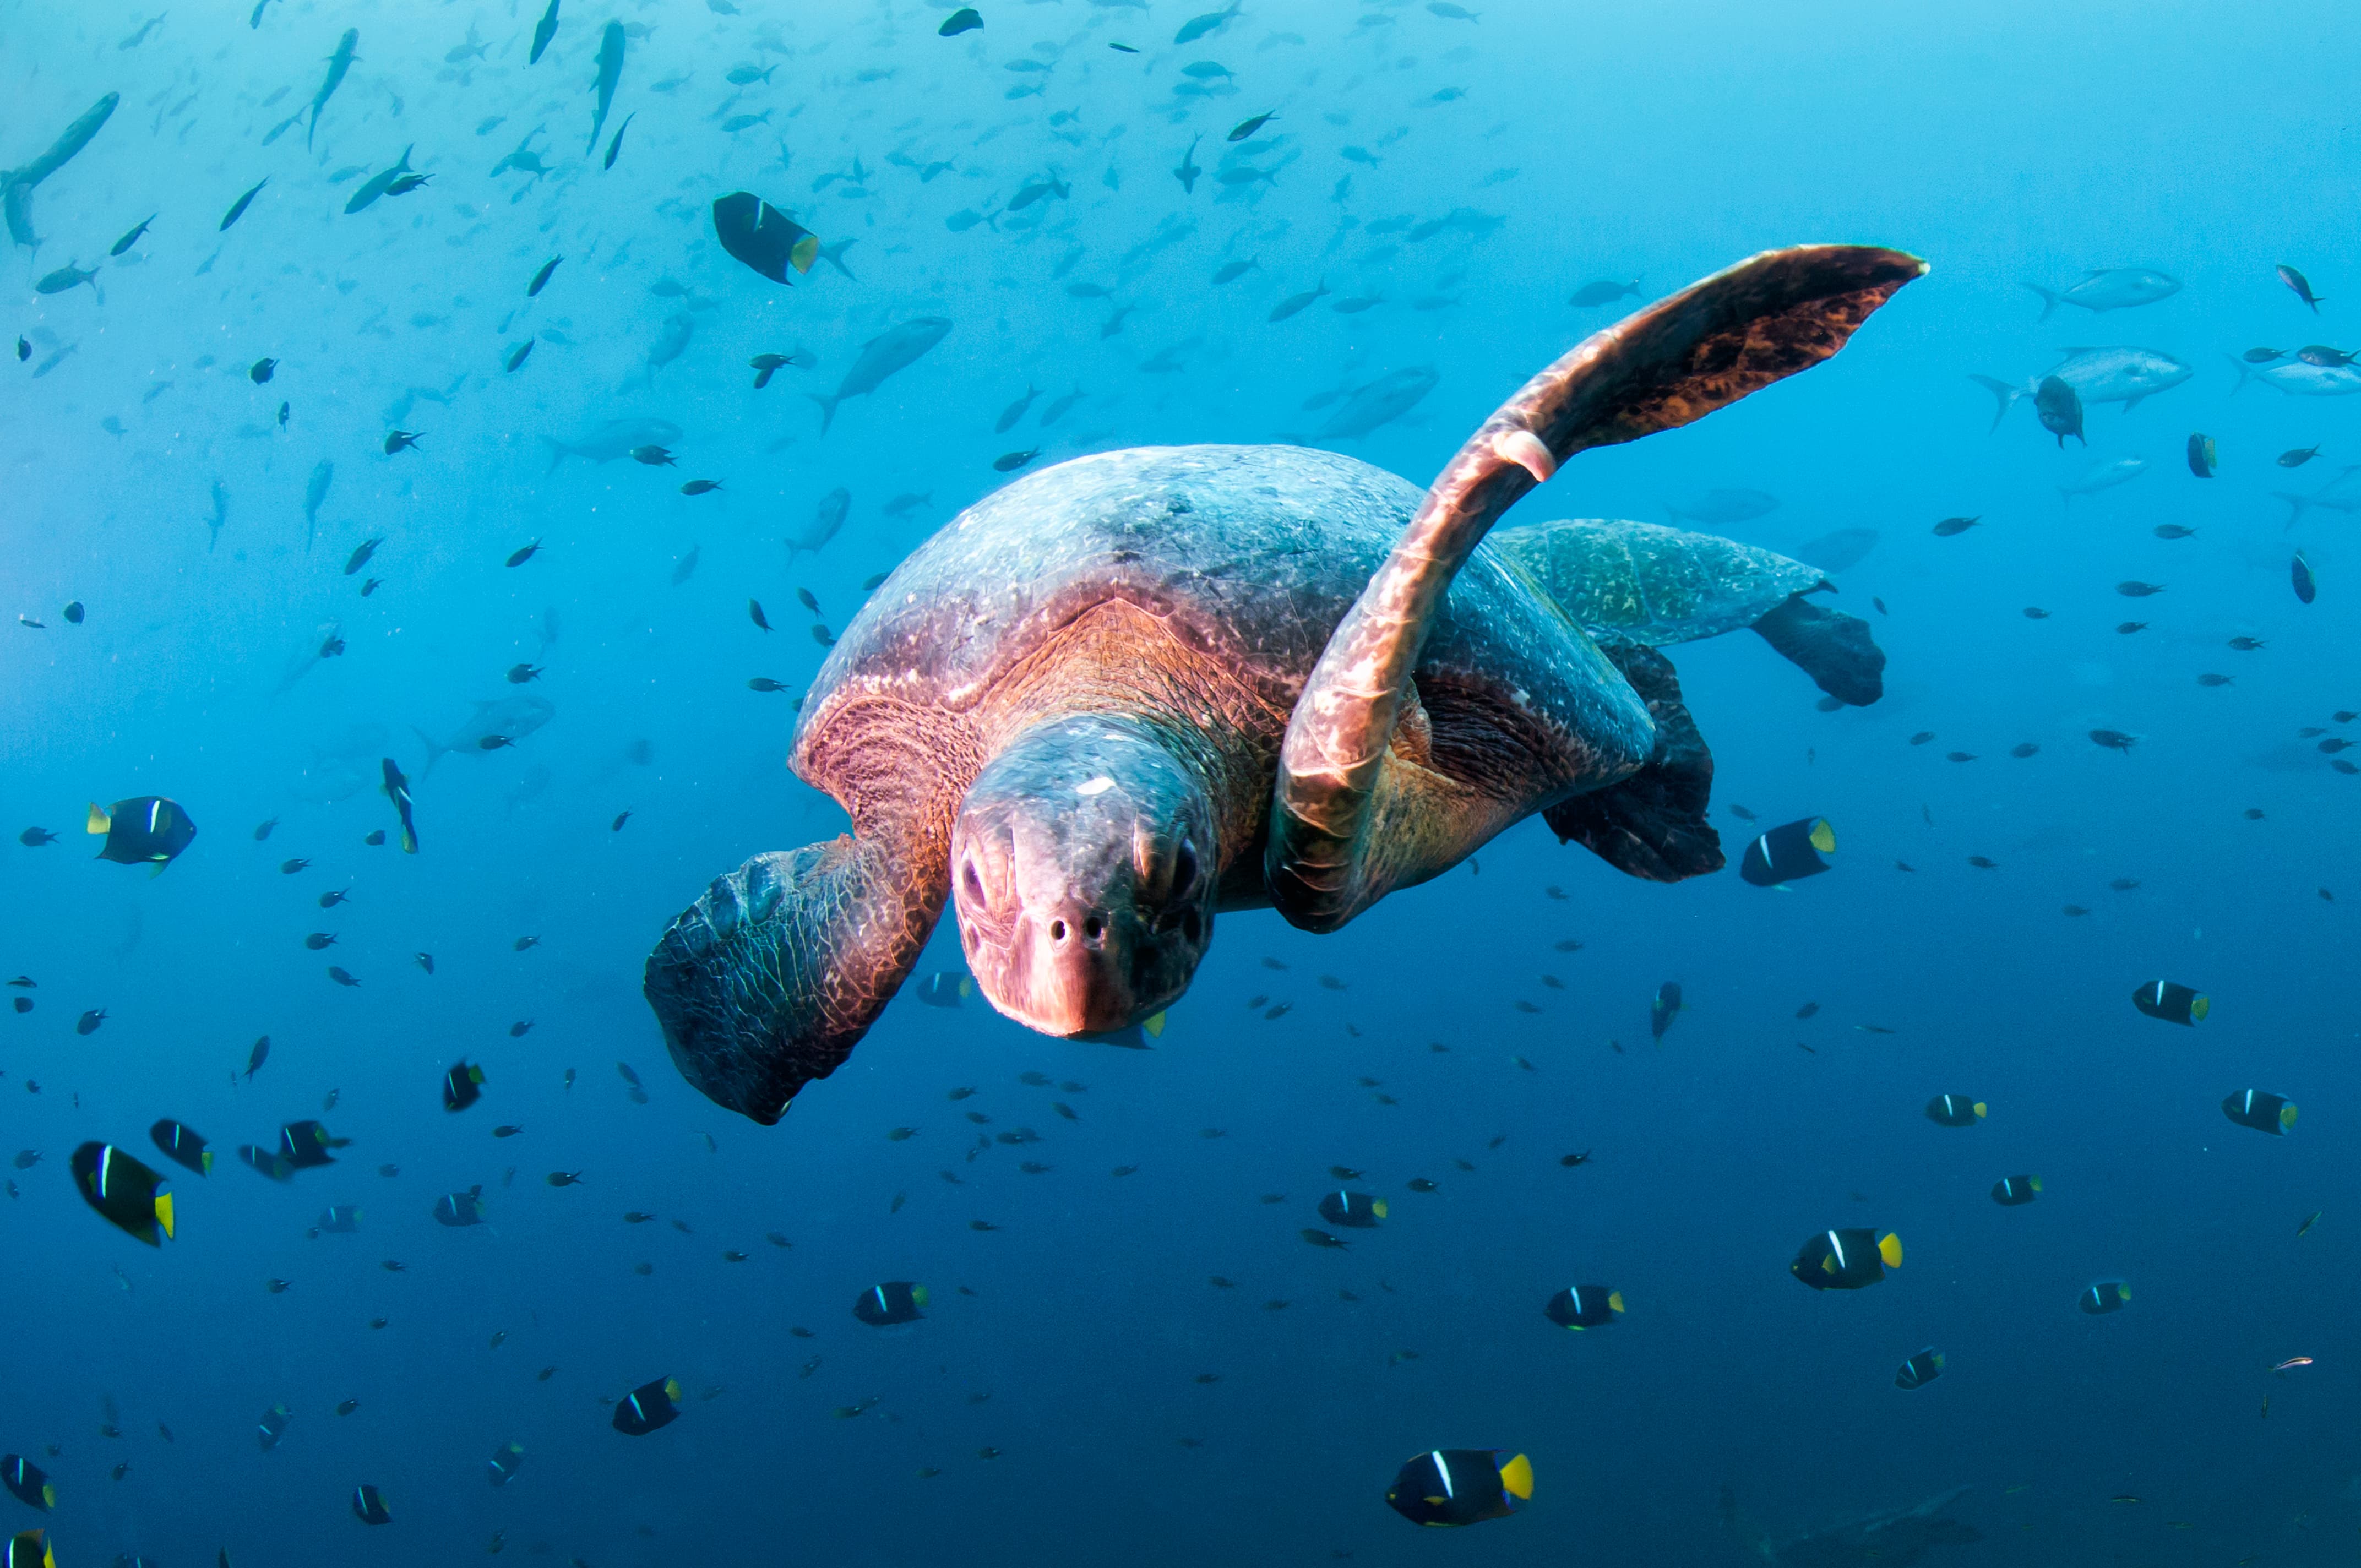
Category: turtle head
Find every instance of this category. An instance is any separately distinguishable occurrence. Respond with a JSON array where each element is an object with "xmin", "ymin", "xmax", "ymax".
[{"xmin": 951, "ymin": 715, "xmax": 1215, "ymax": 1037}]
